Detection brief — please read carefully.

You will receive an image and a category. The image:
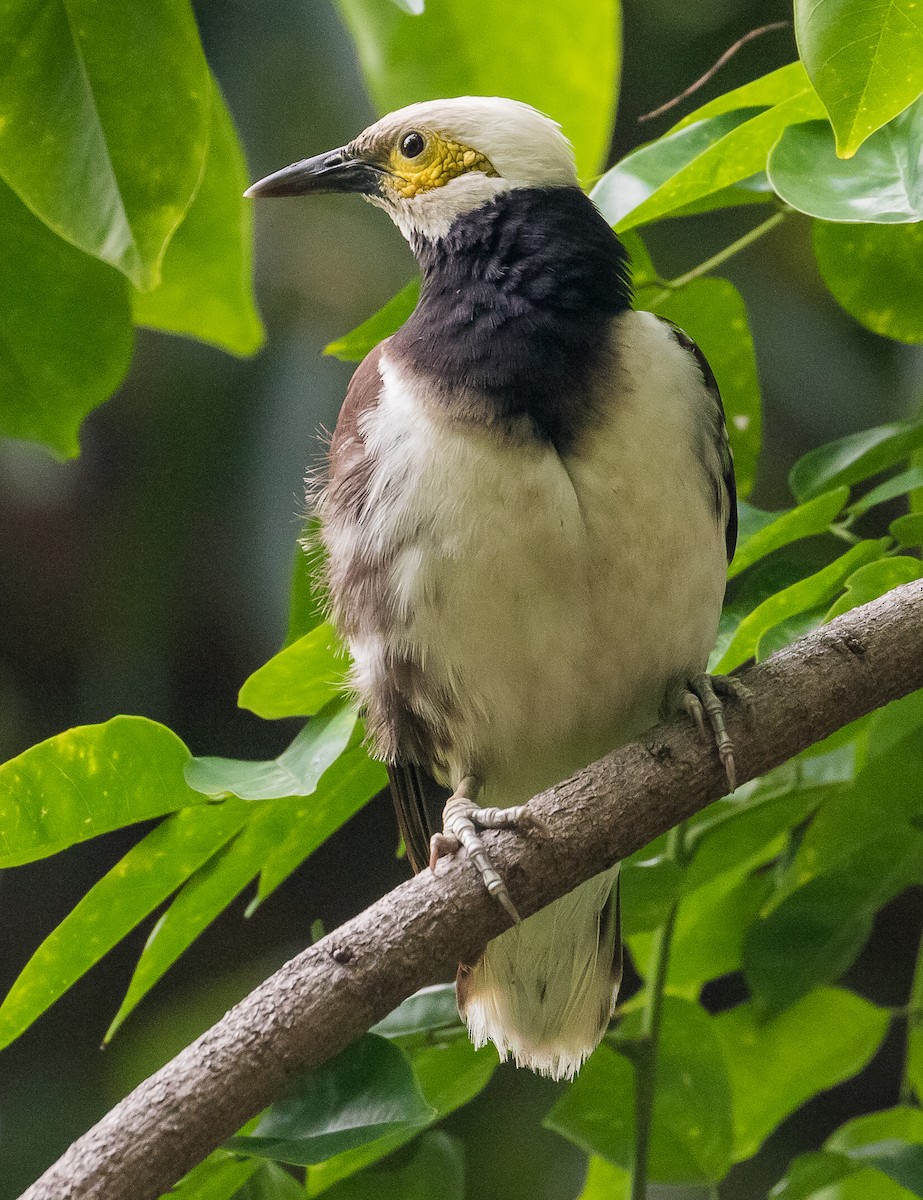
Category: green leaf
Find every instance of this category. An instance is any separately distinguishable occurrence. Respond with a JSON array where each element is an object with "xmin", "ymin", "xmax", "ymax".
[
  {"xmin": 0, "ymin": 0, "xmax": 210, "ymax": 289},
  {"xmin": 334, "ymin": 0, "xmax": 620, "ymax": 181},
  {"xmin": 794, "ymin": 0, "xmax": 923, "ymax": 158},
  {"xmin": 616, "ymin": 87, "xmax": 825, "ymax": 231},
  {"xmin": 238, "ymin": 622, "xmax": 346, "ymax": 719},
  {"xmin": 672, "ymin": 62, "xmax": 814, "ymax": 129},
  {"xmin": 756, "ymin": 607, "xmax": 826, "ymax": 662},
  {"xmin": 231, "ymin": 1162, "xmax": 305, "ymax": 1200},
  {"xmin": 0, "ymin": 180, "xmax": 132, "ymax": 457},
  {"xmin": 712, "ymin": 553, "xmax": 820, "ymax": 669},
  {"xmin": 715, "ymin": 988, "xmax": 890, "ymax": 1161},
  {"xmin": 592, "ymin": 109, "xmax": 763, "ymax": 228},
  {"xmin": 306, "ymin": 1036, "xmax": 497, "ymax": 1195},
  {"xmin": 744, "ymin": 828, "xmax": 923, "ymax": 1017},
  {"xmin": 619, "ymin": 854, "xmax": 684, "ymax": 936},
  {"xmin": 284, "ymin": 521, "xmax": 327, "ymax": 648},
  {"xmin": 185, "ymin": 702, "xmax": 358, "ymax": 800},
  {"xmin": 547, "ymin": 997, "xmax": 733, "ymax": 1184},
  {"xmin": 168, "ymin": 1151, "xmax": 263, "ymax": 1199},
  {"xmin": 892, "ymin": 514, "xmax": 923, "ymax": 547},
  {"xmin": 791, "ymin": 417, "xmax": 923, "ymax": 501},
  {"xmin": 371, "ymin": 984, "xmax": 461, "ymax": 1039},
  {"xmin": 769, "ymin": 1151, "xmax": 861, "ymax": 1199},
  {"xmin": 820, "ymin": 1108, "xmax": 923, "ymax": 1198},
  {"xmin": 768, "ymin": 102, "xmax": 923, "ymax": 222},
  {"xmin": 0, "ymin": 800, "xmax": 248, "ymax": 1050},
  {"xmin": 227, "ymin": 1035, "xmax": 434, "ymax": 1165},
  {"xmin": 814, "ymin": 221, "xmax": 923, "ymax": 344},
  {"xmin": 825, "ymin": 557, "xmax": 923, "ymax": 621},
  {"xmin": 576, "ymin": 1158, "xmax": 630, "ymax": 1199},
  {"xmin": 730, "ymin": 488, "xmax": 849, "ymax": 579},
  {"xmin": 321, "ymin": 1132, "xmax": 465, "ymax": 1200},
  {"xmin": 635, "ymin": 277, "xmax": 761, "ymax": 496},
  {"xmin": 251, "ymin": 747, "xmax": 387, "ymax": 910},
  {"xmin": 108, "ymin": 746, "xmax": 385, "ymax": 1037},
  {"xmin": 325, "ymin": 281, "xmax": 420, "ymax": 363},
  {"xmin": 849, "ymin": 468, "xmax": 923, "ymax": 516},
  {"xmin": 714, "ymin": 539, "xmax": 889, "ymax": 672},
  {"xmin": 0, "ymin": 715, "xmax": 206, "ymax": 868},
  {"xmin": 134, "ymin": 78, "xmax": 263, "ymax": 355}
]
